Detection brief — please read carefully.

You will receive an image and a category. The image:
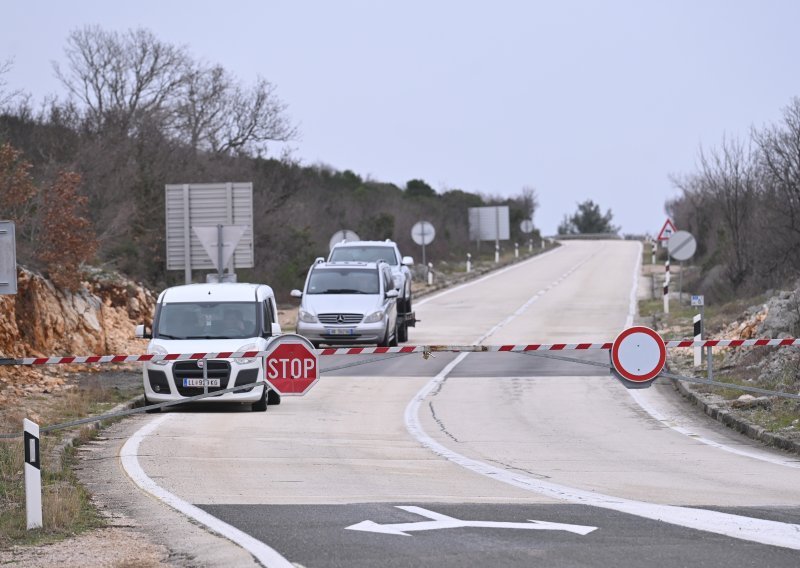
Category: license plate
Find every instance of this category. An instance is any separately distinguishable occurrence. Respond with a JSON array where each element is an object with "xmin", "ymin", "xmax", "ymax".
[
  {"xmin": 326, "ymin": 328, "xmax": 355, "ymax": 335},
  {"xmin": 182, "ymin": 378, "xmax": 220, "ymax": 387}
]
